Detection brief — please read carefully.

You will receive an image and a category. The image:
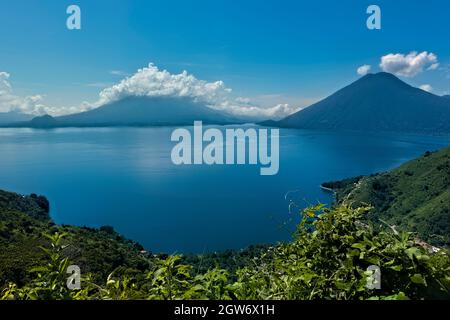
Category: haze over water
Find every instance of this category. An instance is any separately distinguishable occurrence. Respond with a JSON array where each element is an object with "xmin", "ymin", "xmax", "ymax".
[{"xmin": 0, "ymin": 126, "xmax": 448, "ymax": 253}]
